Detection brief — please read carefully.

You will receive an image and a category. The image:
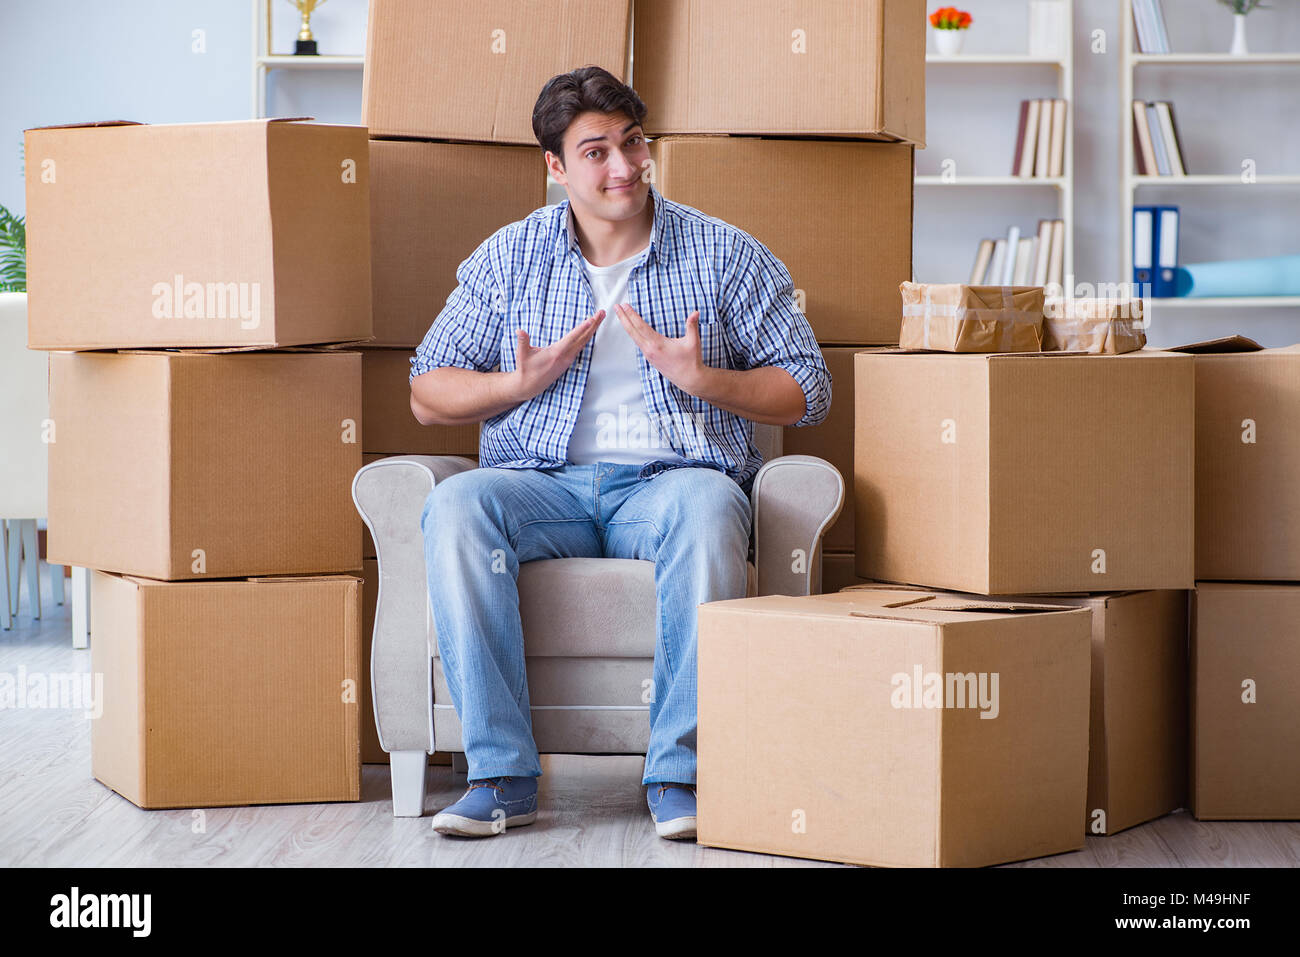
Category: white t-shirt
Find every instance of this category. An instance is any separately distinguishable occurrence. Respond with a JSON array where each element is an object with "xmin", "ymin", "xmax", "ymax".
[{"xmin": 566, "ymin": 245, "xmax": 688, "ymax": 467}]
